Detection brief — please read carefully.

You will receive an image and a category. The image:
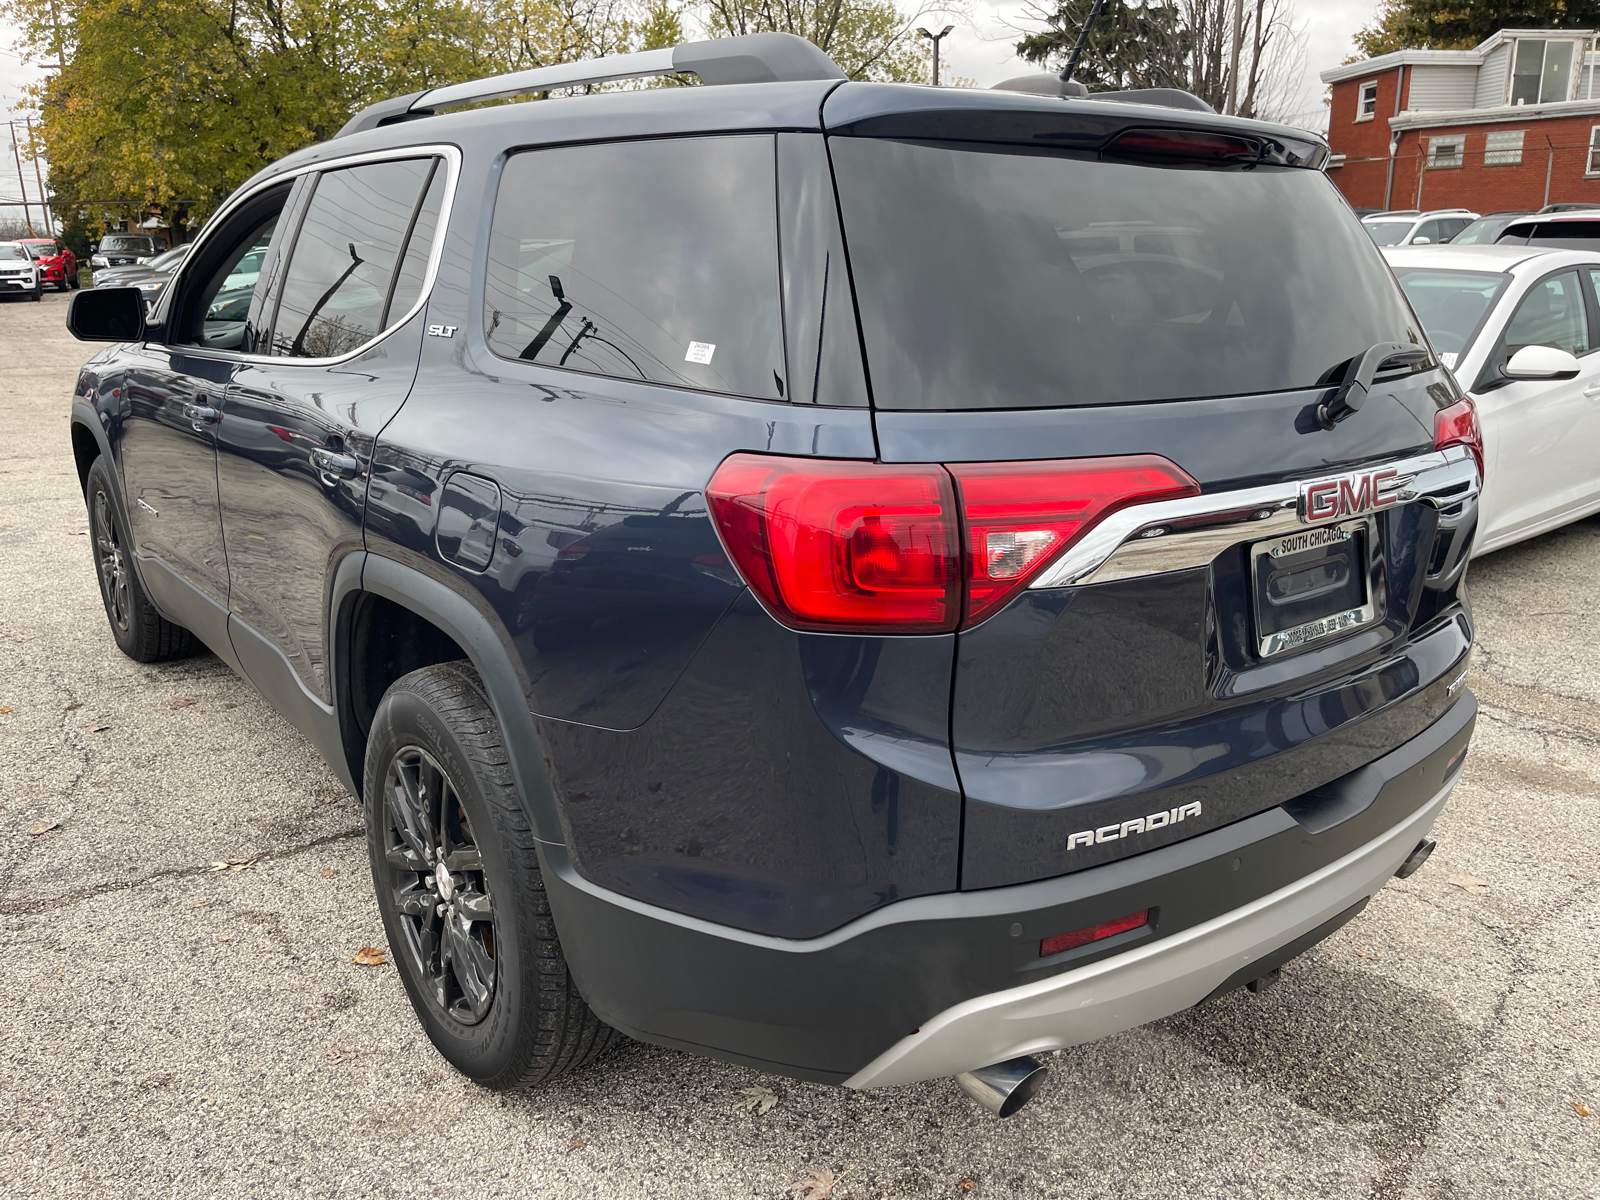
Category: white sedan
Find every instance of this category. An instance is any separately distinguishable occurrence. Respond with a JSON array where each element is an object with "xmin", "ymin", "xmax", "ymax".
[{"xmin": 1385, "ymin": 243, "xmax": 1600, "ymax": 556}]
